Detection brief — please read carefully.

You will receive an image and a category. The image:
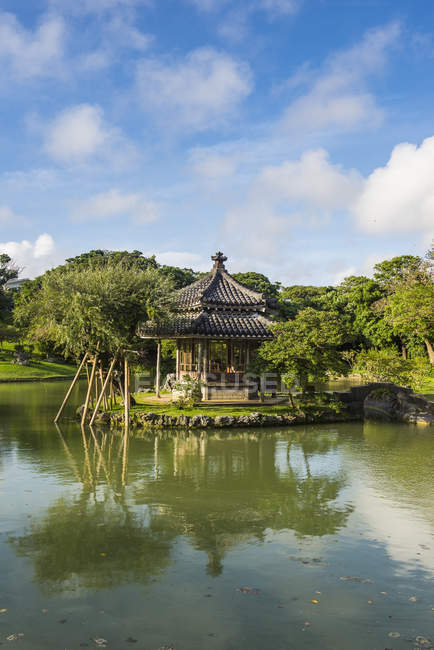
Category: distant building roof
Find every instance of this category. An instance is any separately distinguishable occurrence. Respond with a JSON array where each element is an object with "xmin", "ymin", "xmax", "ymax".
[
  {"xmin": 5, "ymin": 278, "xmax": 29, "ymax": 290},
  {"xmin": 138, "ymin": 252, "xmax": 276, "ymax": 340}
]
